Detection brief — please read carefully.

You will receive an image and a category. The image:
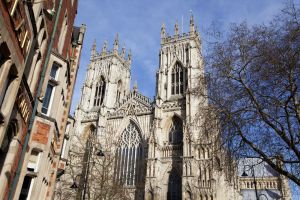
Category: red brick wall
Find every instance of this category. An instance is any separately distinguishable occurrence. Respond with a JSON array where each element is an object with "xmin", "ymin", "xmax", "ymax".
[
  {"xmin": 52, "ymin": 0, "xmax": 78, "ymax": 59},
  {"xmin": 0, "ymin": 1, "xmax": 34, "ymax": 198},
  {"xmin": 32, "ymin": 0, "xmax": 78, "ymax": 98},
  {"xmin": 32, "ymin": 121, "xmax": 50, "ymax": 145}
]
